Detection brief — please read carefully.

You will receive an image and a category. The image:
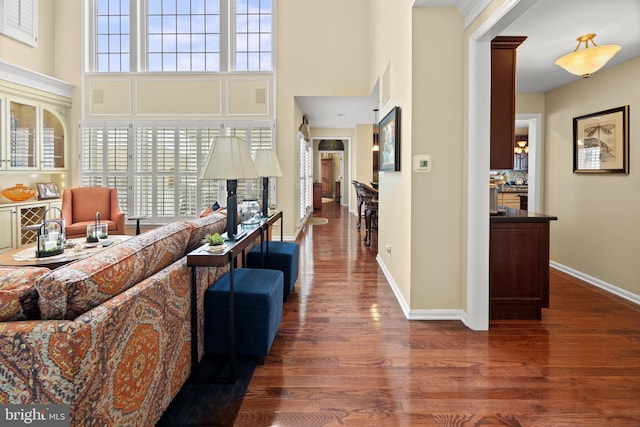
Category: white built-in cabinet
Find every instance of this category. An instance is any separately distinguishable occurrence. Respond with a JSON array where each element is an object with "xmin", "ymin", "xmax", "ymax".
[
  {"xmin": 0, "ymin": 199, "xmax": 62, "ymax": 252},
  {"xmin": 0, "ymin": 64, "xmax": 73, "ymax": 251}
]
